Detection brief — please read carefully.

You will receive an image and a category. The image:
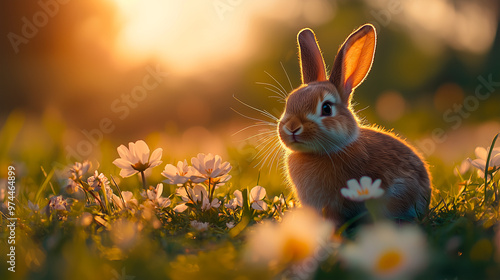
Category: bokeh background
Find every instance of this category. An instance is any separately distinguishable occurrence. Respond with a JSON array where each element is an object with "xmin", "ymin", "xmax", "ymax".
[{"xmin": 1, "ymin": 0, "xmax": 500, "ymax": 189}]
